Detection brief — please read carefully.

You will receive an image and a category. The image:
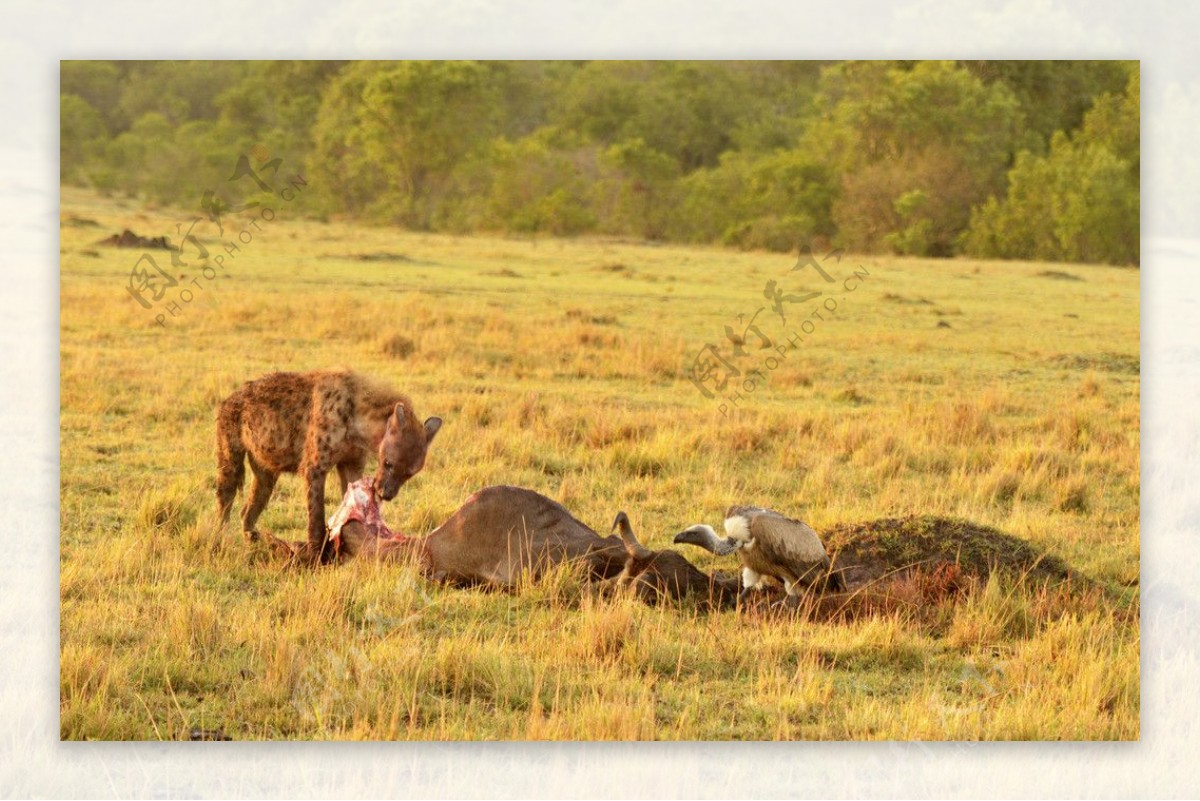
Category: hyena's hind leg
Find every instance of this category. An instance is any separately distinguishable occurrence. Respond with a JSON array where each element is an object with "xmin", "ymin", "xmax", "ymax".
[
  {"xmin": 217, "ymin": 458, "xmax": 244, "ymax": 527},
  {"xmin": 241, "ymin": 459, "xmax": 279, "ymax": 542},
  {"xmin": 216, "ymin": 418, "xmax": 246, "ymax": 529}
]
